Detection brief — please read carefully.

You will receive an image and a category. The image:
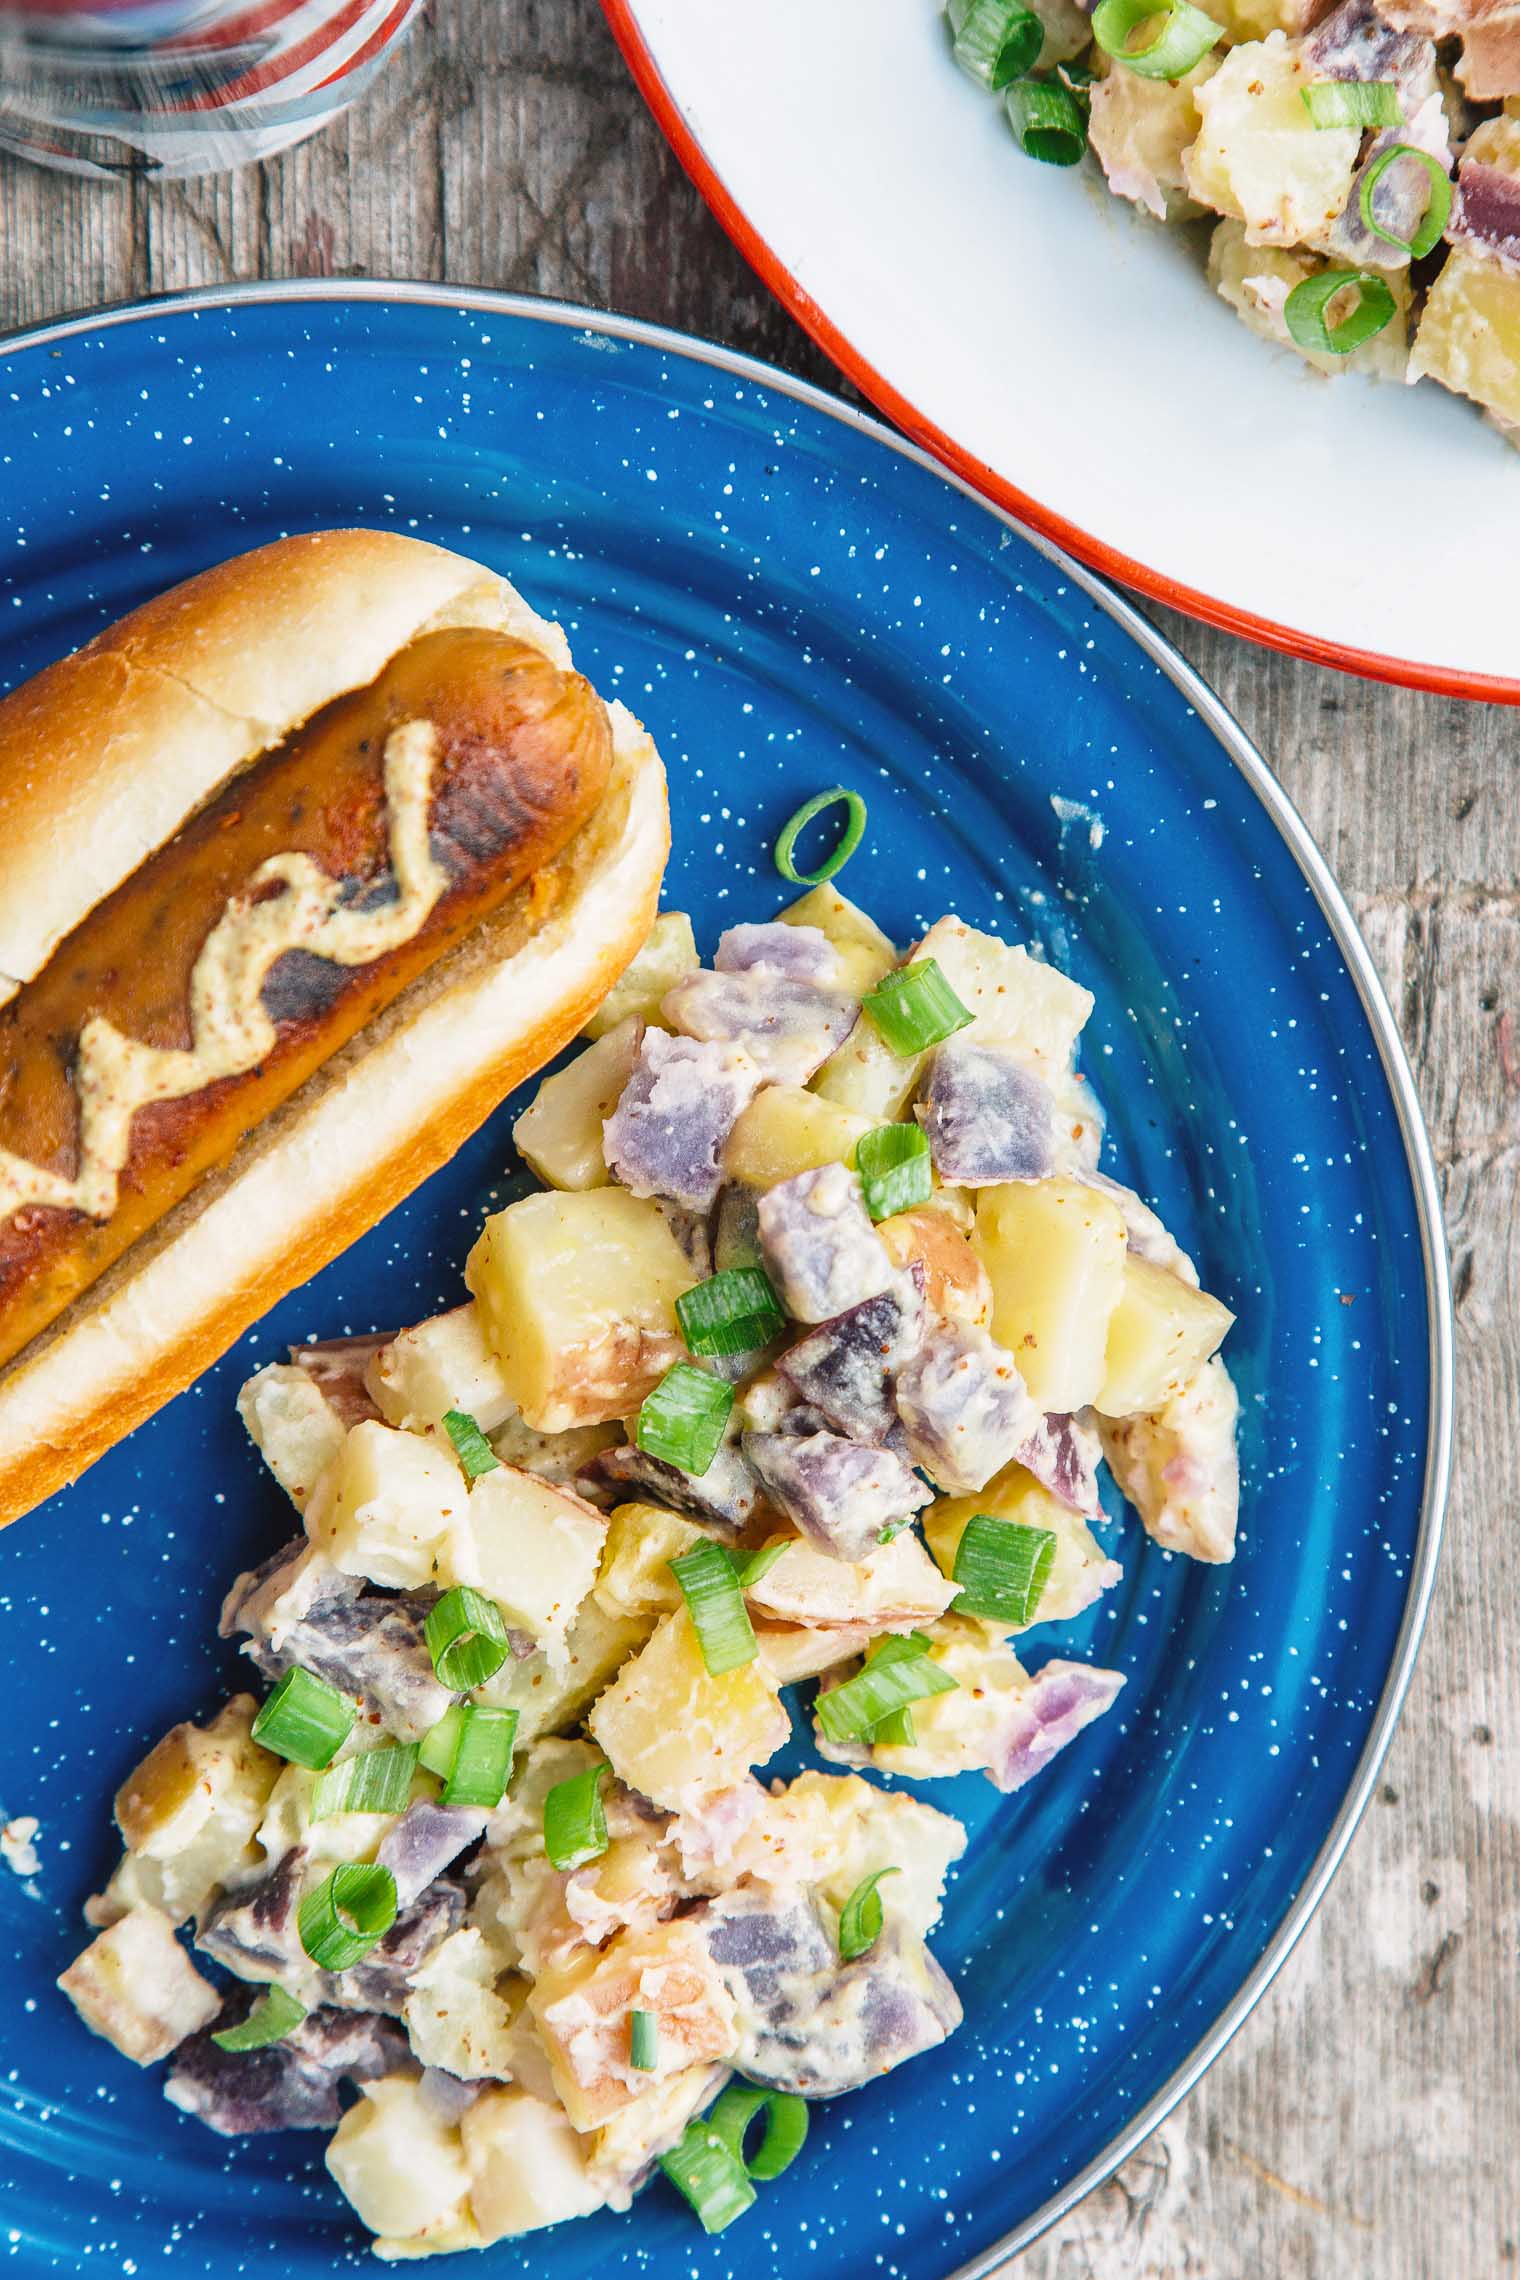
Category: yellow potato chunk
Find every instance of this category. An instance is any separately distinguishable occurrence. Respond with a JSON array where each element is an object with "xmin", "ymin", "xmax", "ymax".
[
  {"xmin": 477, "ymin": 1599, "xmax": 655, "ymax": 1746},
  {"xmin": 811, "ymin": 1018, "xmax": 924, "ymax": 1122},
  {"xmin": 465, "ymin": 1466, "xmax": 606, "ymax": 1662},
  {"xmin": 1096, "ymin": 1254, "xmax": 1234, "ymax": 1417},
  {"xmin": 976, "ymin": 1178, "xmax": 1127, "ymax": 1410},
  {"xmin": 58, "ymin": 1905, "xmax": 220, "ymax": 2065},
  {"xmin": 746, "ymin": 1529, "xmax": 957, "ymax": 1632},
  {"xmin": 878, "ymin": 1206, "xmax": 993, "ymax": 1327},
  {"xmin": 462, "ymin": 2087, "xmax": 608, "ymax": 2241},
  {"xmin": 1410, "ymin": 245, "xmax": 1520, "ymax": 425},
  {"xmin": 778, "ymin": 881, "xmax": 897, "ymax": 995},
  {"xmin": 512, "ymin": 1018, "xmax": 642, "ymax": 1192},
  {"xmin": 584, "ymin": 912, "xmax": 698, "ymax": 1038},
  {"xmin": 236, "ymin": 1362, "xmax": 347, "ymax": 1511},
  {"xmin": 327, "ymin": 2077, "xmax": 472, "ymax": 2245},
  {"xmin": 309, "ymin": 1419, "xmax": 470, "ymax": 1589},
  {"xmin": 1184, "ymin": 35, "xmax": 1360, "ymax": 249},
  {"xmin": 914, "ymin": 918, "xmax": 1093, "ymax": 1068},
  {"xmin": 723, "ymin": 1083, "xmax": 874, "ymax": 1187},
  {"xmin": 924, "ymin": 1465, "xmax": 1117, "ymax": 1633},
  {"xmin": 732, "ymin": 1770, "xmax": 966, "ymax": 1936},
  {"xmin": 106, "ymin": 1695, "xmax": 279, "ymax": 1925},
  {"xmin": 594, "ymin": 1500, "xmax": 712, "ymax": 1619},
  {"xmin": 860, "ymin": 1615, "xmax": 1031, "ymax": 1782},
  {"xmin": 528, "ymin": 1916, "xmax": 737, "ymax": 2129},
  {"xmin": 588, "ymin": 1608, "xmax": 788, "ymax": 1810},
  {"xmin": 1089, "ymin": 58, "xmax": 1217, "ymax": 221},
  {"xmin": 1101, "ymin": 1354, "xmax": 1240, "ymax": 1562},
  {"xmin": 466, "ymin": 1189, "xmax": 694, "ymax": 1433},
  {"xmin": 587, "ymin": 2066, "xmax": 730, "ymax": 2211},
  {"xmin": 404, "ymin": 1929, "xmax": 523, "ymax": 2082},
  {"xmin": 753, "ymin": 1620, "xmax": 873, "ymax": 1685},
  {"xmin": 366, "ymin": 1303, "xmax": 516, "ymax": 1435}
]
